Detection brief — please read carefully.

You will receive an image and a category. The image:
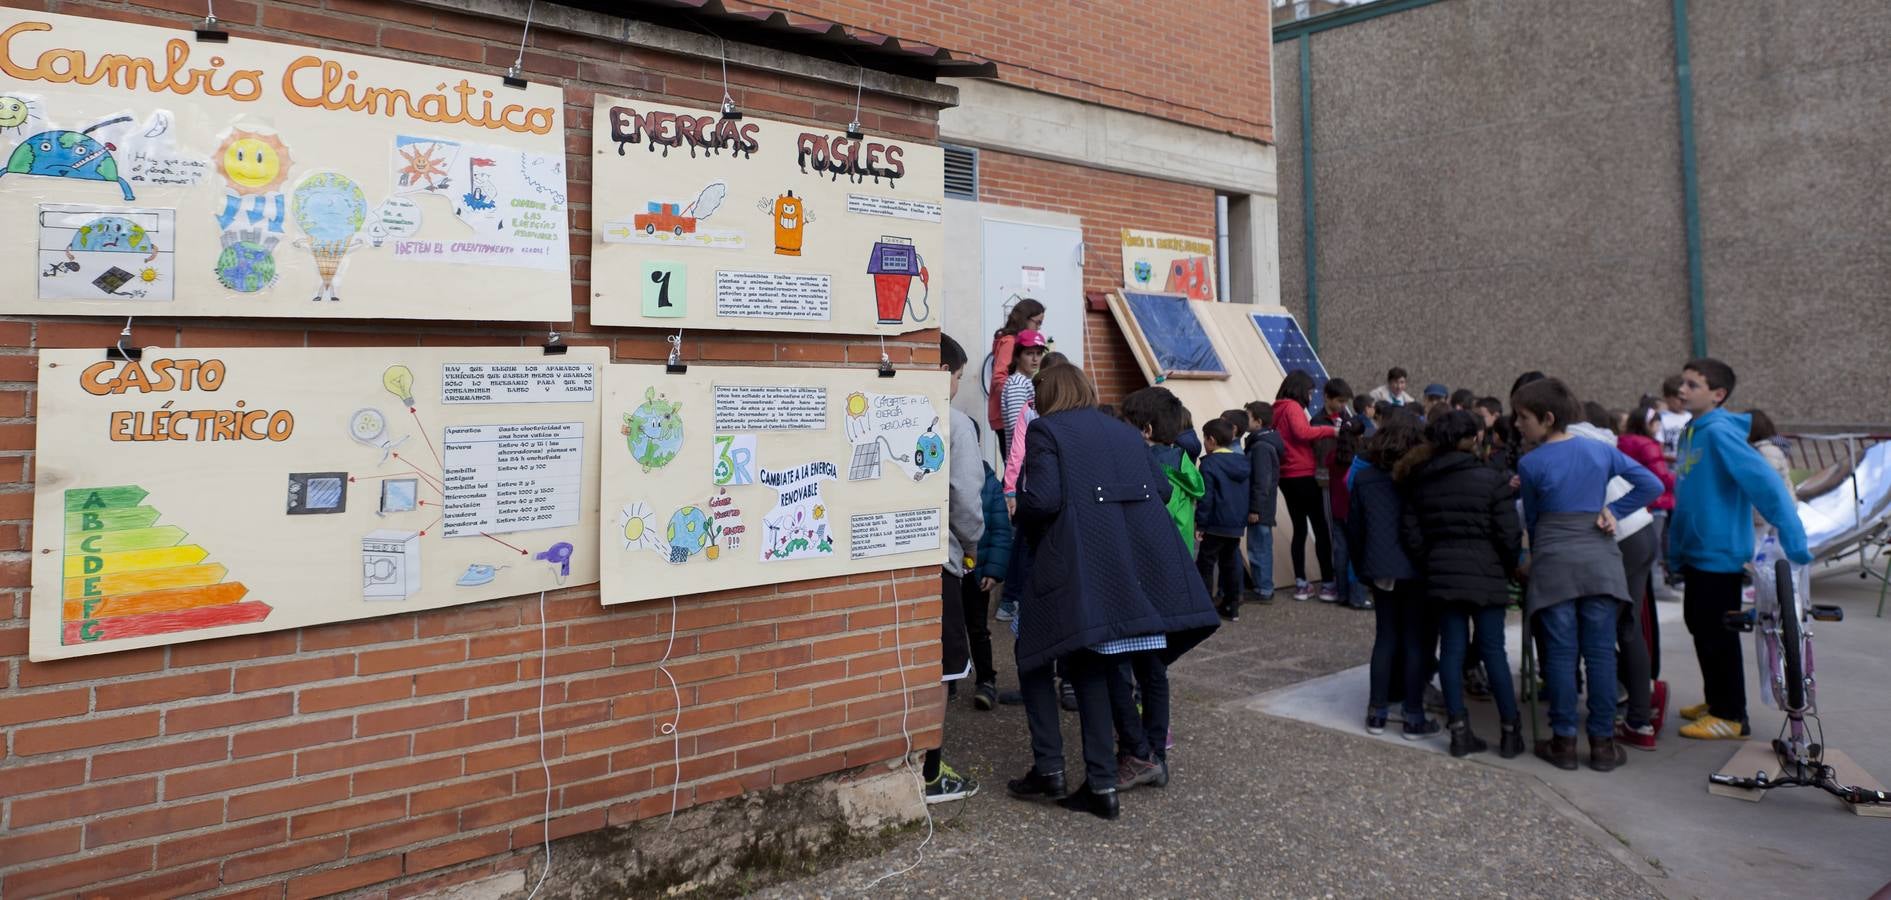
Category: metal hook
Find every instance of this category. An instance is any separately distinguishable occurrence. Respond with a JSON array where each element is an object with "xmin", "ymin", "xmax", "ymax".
[
  {"xmin": 109, "ymin": 316, "xmax": 140, "ymax": 360},
  {"xmin": 666, "ymin": 330, "xmax": 687, "ymax": 374},
  {"xmin": 196, "ymin": 0, "xmax": 228, "ymax": 41},
  {"xmin": 504, "ymin": 0, "xmax": 536, "ymax": 87},
  {"xmin": 541, "ymin": 321, "xmax": 567, "ymax": 355},
  {"xmin": 848, "ymin": 66, "xmax": 865, "ymax": 139}
]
